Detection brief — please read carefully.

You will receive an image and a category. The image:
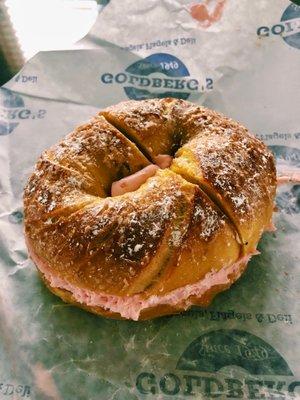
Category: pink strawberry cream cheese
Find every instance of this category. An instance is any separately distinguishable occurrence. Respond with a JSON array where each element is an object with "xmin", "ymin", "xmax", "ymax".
[
  {"xmin": 277, "ymin": 170, "xmax": 300, "ymax": 185},
  {"xmin": 111, "ymin": 155, "xmax": 173, "ymax": 197},
  {"xmin": 111, "ymin": 164, "xmax": 159, "ymax": 197},
  {"xmin": 26, "ymin": 236, "xmax": 255, "ymax": 320}
]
